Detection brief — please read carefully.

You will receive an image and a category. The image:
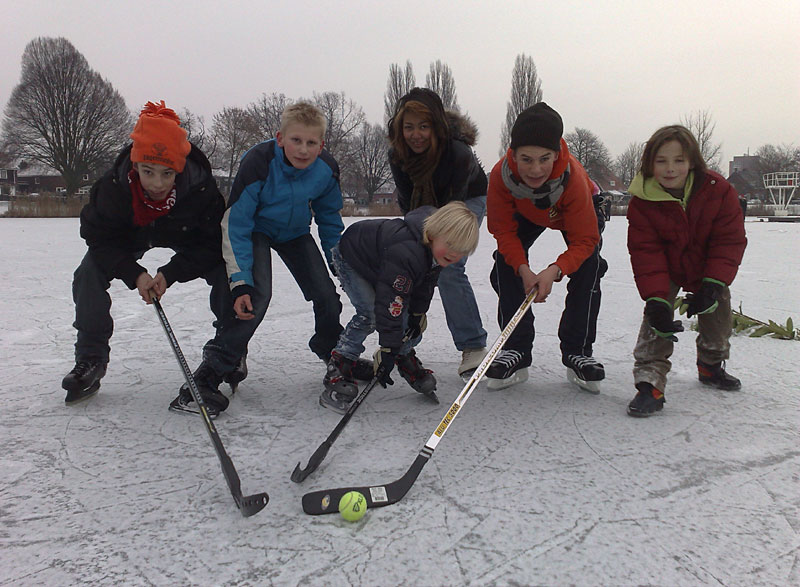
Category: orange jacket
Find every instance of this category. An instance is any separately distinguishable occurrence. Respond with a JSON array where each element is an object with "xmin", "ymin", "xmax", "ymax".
[{"xmin": 487, "ymin": 139, "xmax": 599, "ymax": 275}]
